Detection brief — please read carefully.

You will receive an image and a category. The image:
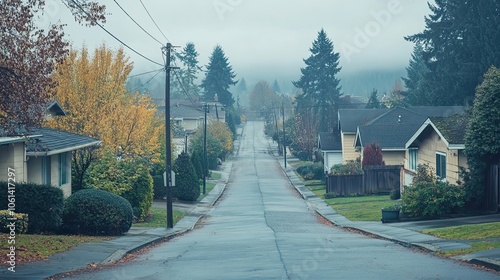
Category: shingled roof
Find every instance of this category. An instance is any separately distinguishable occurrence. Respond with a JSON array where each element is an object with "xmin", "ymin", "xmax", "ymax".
[
  {"xmin": 355, "ymin": 106, "xmax": 467, "ymax": 150},
  {"xmin": 318, "ymin": 130, "xmax": 342, "ymax": 151},
  {"xmin": 406, "ymin": 114, "xmax": 468, "ymax": 149},
  {"xmin": 26, "ymin": 127, "xmax": 101, "ymax": 156},
  {"xmin": 338, "ymin": 108, "xmax": 389, "ymax": 133}
]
